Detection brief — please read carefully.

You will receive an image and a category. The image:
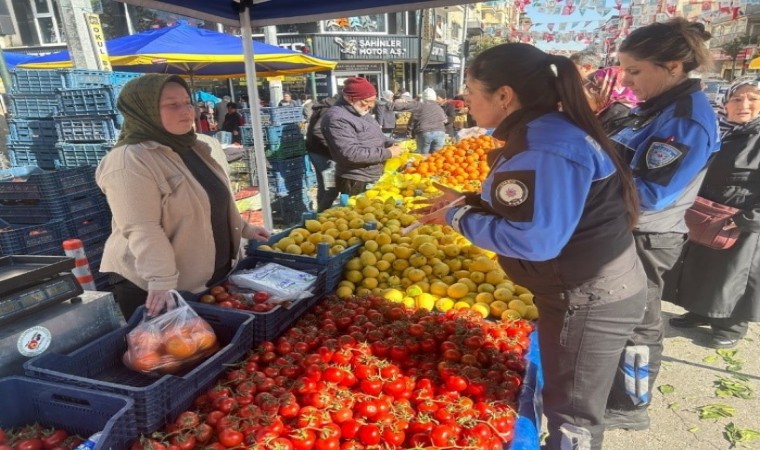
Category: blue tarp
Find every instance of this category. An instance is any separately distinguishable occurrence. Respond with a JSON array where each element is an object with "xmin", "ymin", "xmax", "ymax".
[
  {"xmin": 509, "ymin": 329, "xmax": 543, "ymax": 450},
  {"xmin": 3, "ymin": 52, "xmax": 36, "ymax": 70}
]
